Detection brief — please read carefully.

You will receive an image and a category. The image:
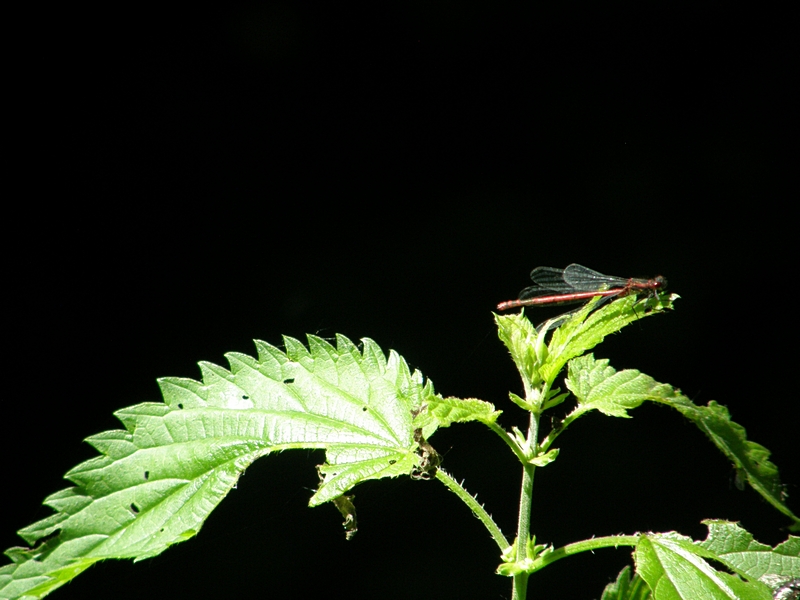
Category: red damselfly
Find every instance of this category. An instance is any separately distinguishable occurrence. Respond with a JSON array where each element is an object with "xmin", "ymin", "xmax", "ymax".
[{"xmin": 497, "ymin": 264, "xmax": 667, "ymax": 312}]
